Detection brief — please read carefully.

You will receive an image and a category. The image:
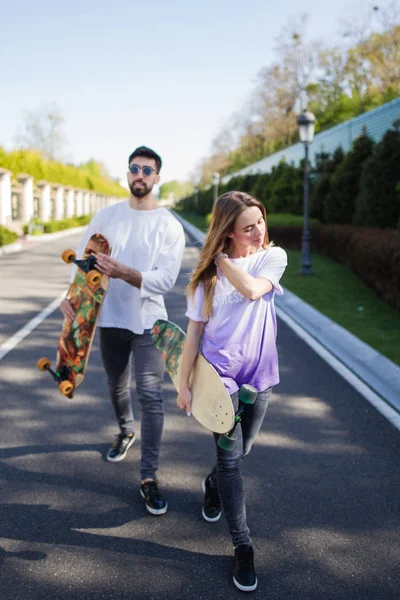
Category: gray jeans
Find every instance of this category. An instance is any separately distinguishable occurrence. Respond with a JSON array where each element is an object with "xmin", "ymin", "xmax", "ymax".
[
  {"xmin": 210, "ymin": 387, "xmax": 272, "ymax": 547},
  {"xmin": 99, "ymin": 327, "xmax": 165, "ymax": 481}
]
